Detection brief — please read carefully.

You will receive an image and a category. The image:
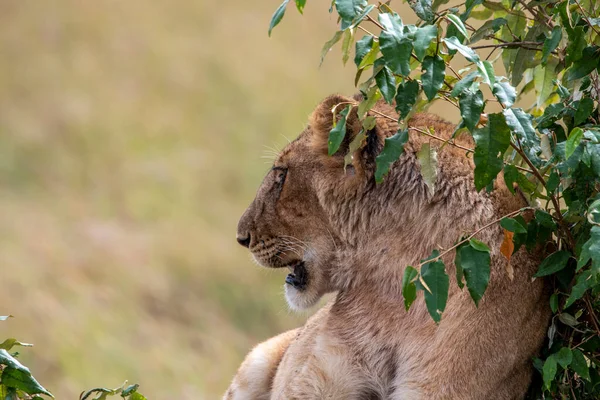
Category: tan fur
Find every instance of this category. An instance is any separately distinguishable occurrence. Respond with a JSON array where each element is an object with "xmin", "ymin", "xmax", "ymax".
[{"xmin": 226, "ymin": 95, "xmax": 551, "ymax": 399}]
